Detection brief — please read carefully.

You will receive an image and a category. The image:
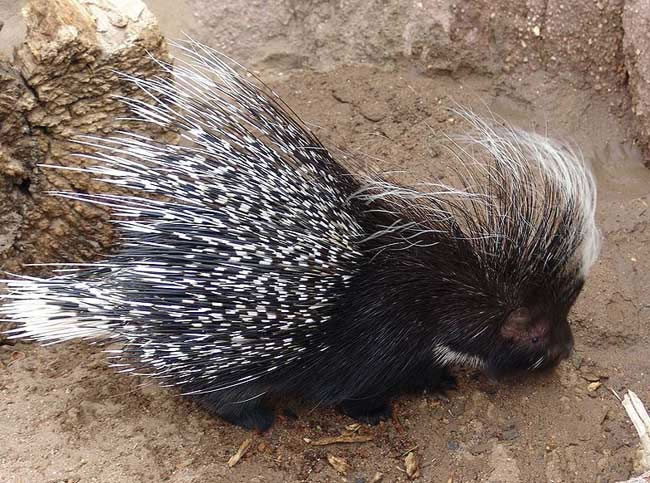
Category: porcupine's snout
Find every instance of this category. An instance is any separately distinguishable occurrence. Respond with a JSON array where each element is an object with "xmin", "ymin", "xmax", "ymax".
[
  {"xmin": 534, "ymin": 306, "xmax": 577, "ymax": 371},
  {"xmin": 546, "ymin": 317, "xmax": 574, "ymax": 367},
  {"xmin": 494, "ymin": 306, "xmax": 575, "ymax": 374}
]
